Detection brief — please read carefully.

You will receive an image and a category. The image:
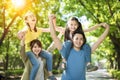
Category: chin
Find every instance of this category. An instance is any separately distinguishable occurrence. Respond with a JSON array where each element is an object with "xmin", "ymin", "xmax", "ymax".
[{"xmin": 76, "ymin": 46, "xmax": 82, "ymax": 49}]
